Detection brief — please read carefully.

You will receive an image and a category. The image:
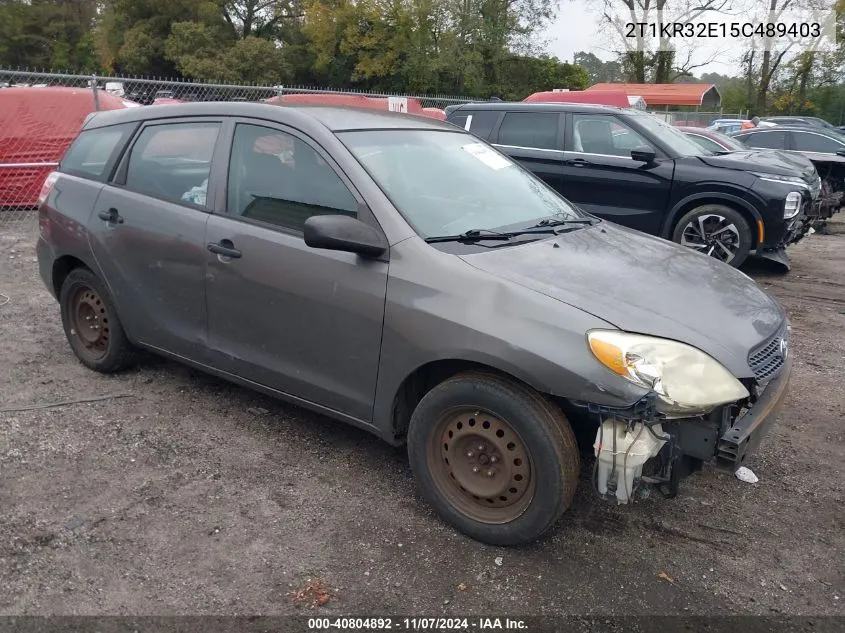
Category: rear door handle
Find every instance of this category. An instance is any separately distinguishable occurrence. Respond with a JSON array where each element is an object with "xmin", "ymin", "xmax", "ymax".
[
  {"xmin": 207, "ymin": 239, "xmax": 242, "ymax": 259},
  {"xmin": 97, "ymin": 208, "xmax": 124, "ymax": 224}
]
